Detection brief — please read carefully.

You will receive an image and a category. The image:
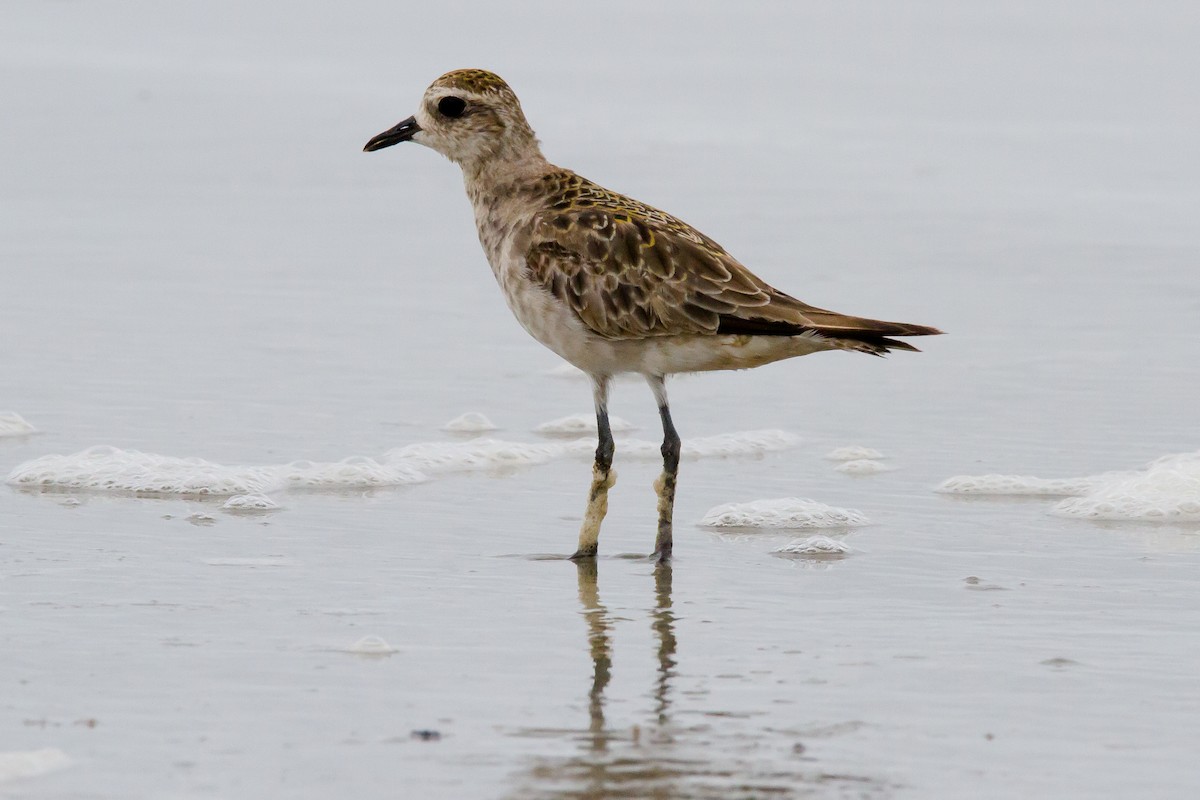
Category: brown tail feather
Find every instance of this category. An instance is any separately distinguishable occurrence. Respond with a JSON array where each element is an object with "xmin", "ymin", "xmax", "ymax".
[
  {"xmin": 823, "ymin": 331, "xmax": 924, "ymax": 356},
  {"xmin": 798, "ymin": 307, "xmax": 944, "ymax": 340},
  {"xmin": 717, "ymin": 288, "xmax": 942, "ymax": 348},
  {"xmin": 718, "ymin": 313, "xmax": 942, "ymax": 355}
]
